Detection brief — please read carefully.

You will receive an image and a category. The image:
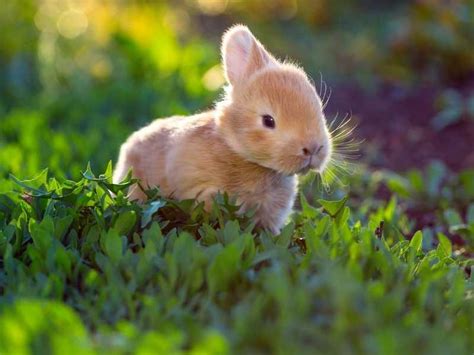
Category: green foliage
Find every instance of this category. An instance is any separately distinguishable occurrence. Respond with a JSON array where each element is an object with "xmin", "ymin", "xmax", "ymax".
[
  {"xmin": 383, "ymin": 0, "xmax": 474, "ymax": 82},
  {"xmin": 382, "ymin": 161, "xmax": 474, "ymax": 209},
  {"xmin": 0, "ymin": 166, "xmax": 473, "ymax": 354}
]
